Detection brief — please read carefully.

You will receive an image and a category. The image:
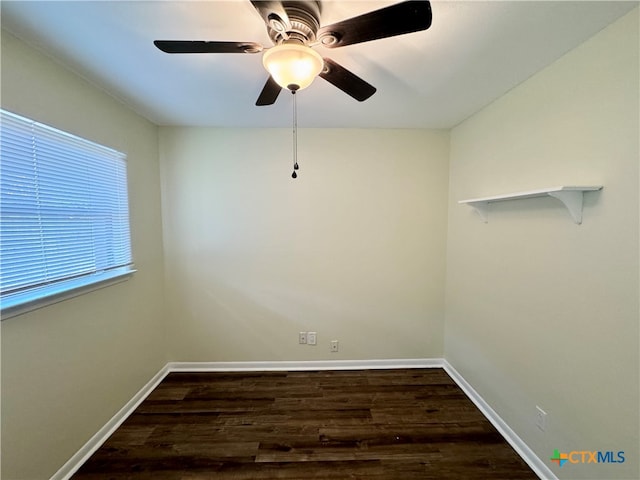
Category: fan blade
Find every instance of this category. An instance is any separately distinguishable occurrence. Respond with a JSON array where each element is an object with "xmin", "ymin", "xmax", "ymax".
[
  {"xmin": 317, "ymin": 1, "xmax": 432, "ymax": 48},
  {"xmin": 319, "ymin": 58, "xmax": 376, "ymax": 102},
  {"xmin": 256, "ymin": 76, "xmax": 282, "ymax": 106},
  {"xmin": 154, "ymin": 40, "xmax": 263, "ymax": 54},
  {"xmin": 250, "ymin": 1, "xmax": 291, "ymax": 34}
]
